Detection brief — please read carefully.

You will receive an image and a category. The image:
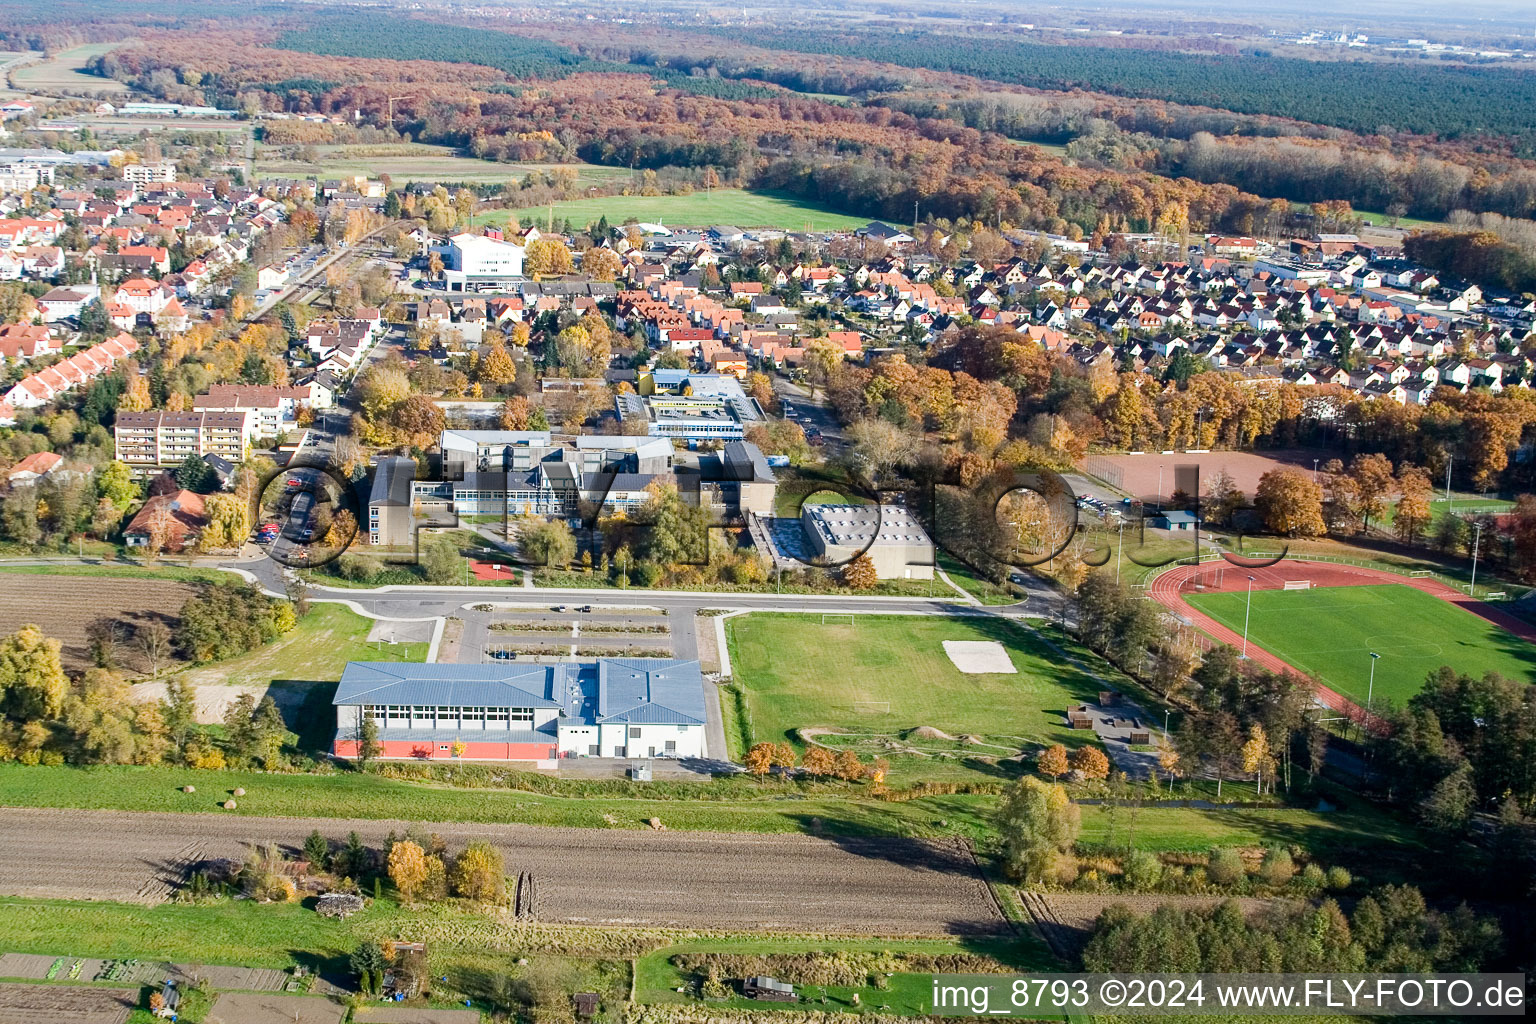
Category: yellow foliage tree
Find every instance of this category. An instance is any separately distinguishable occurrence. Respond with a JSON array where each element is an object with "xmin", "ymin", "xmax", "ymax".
[
  {"xmin": 477, "ymin": 339, "xmax": 517, "ymax": 385},
  {"xmin": 744, "ymin": 742, "xmax": 775, "ymax": 778},
  {"xmin": 448, "ymin": 839, "xmax": 505, "ymax": 903},
  {"xmin": 525, "ymin": 239, "xmax": 573, "ymax": 277},
  {"xmin": 387, "ymin": 840, "xmax": 429, "ymax": 902},
  {"xmin": 1071, "ymin": 745, "xmax": 1110, "ymax": 781}
]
